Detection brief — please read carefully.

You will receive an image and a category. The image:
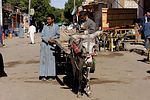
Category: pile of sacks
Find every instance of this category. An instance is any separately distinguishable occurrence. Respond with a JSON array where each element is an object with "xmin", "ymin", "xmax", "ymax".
[{"xmin": 56, "ymin": 28, "xmax": 102, "ymax": 54}]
